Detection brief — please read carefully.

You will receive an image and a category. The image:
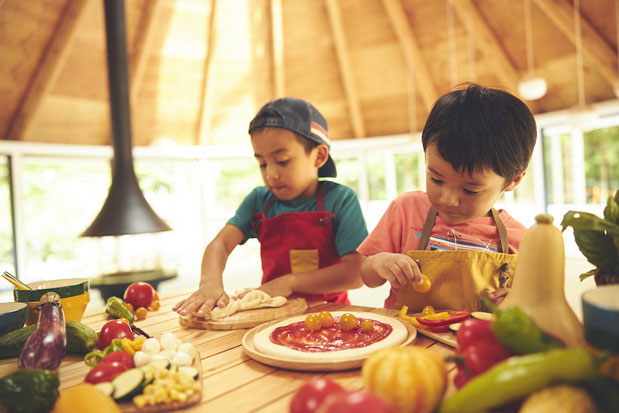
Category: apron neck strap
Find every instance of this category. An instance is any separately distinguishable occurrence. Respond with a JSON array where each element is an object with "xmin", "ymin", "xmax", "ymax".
[
  {"xmin": 263, "ymin": 182, "xmax": 324, "ymax": 215},
  {"xmin": 417, "ymin": 206, "xmax": 509, "ymax": 253}
]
